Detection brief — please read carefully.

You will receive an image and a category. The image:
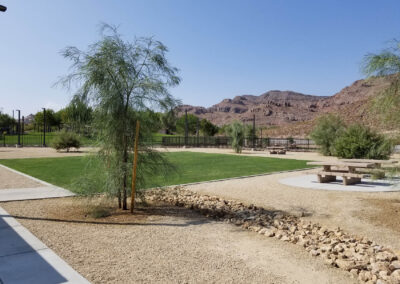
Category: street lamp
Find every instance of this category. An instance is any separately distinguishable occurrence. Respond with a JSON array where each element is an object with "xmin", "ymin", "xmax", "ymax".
[
  {"xmin": 0, "ymin": 5, "xmax": 7, "ymax": 12},
  {"xmin": 15, "ymin": 109, "xmax": 21, "ymax": 147},
  {"xmin": 42, "ymin": 108, "xmax": 46, "ymax": 147}
]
